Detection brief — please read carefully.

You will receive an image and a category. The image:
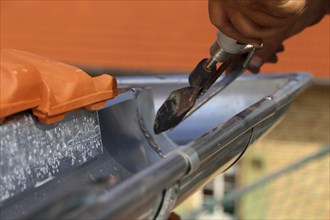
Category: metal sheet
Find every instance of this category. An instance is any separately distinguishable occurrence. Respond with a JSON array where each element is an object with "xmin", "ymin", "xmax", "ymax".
[
  {"xmin": 0, "ymin": 110, "xmax": 103, "ymax": 202},
  {"xmin": 0, "ymin": 73, "xmax": 312, "ymax": 219}
]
